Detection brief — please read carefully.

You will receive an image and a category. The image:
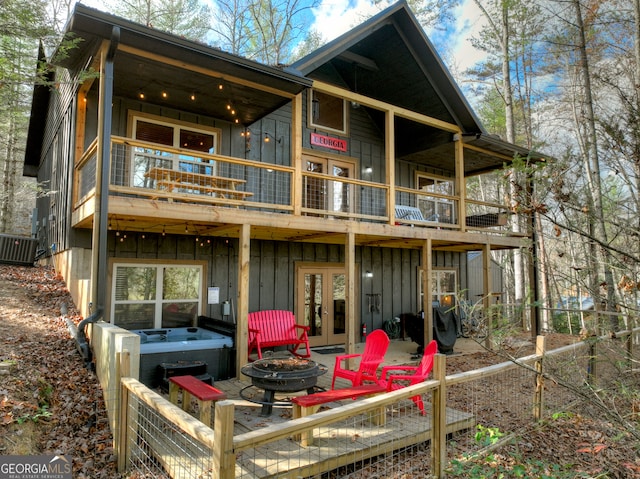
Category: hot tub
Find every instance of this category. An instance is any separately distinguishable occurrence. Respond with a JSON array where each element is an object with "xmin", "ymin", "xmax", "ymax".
[{"xmin": 132, "ymin": 323, "xmax": 236, "ymax": 388}]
